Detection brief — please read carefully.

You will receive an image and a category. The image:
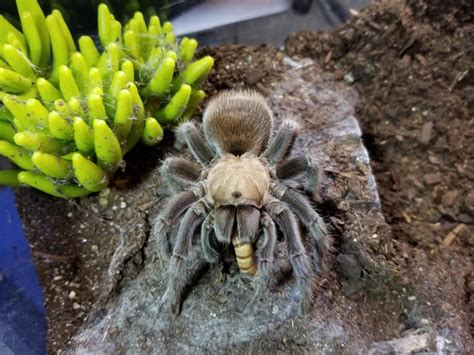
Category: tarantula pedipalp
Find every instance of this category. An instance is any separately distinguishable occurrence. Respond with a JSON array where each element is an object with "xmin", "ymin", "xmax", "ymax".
[{"xmin": 152, "ymin": 90, "xmax": 330, "ymax": 315}]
